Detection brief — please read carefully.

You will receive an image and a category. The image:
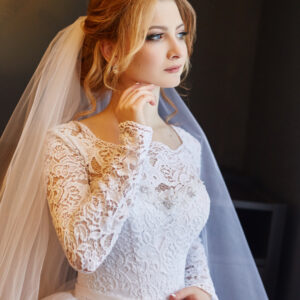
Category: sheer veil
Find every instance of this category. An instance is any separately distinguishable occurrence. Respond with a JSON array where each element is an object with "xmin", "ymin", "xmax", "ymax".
[{"xmin": 0, "ymin": 16, "xmax": 268, "ymax": 299}]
